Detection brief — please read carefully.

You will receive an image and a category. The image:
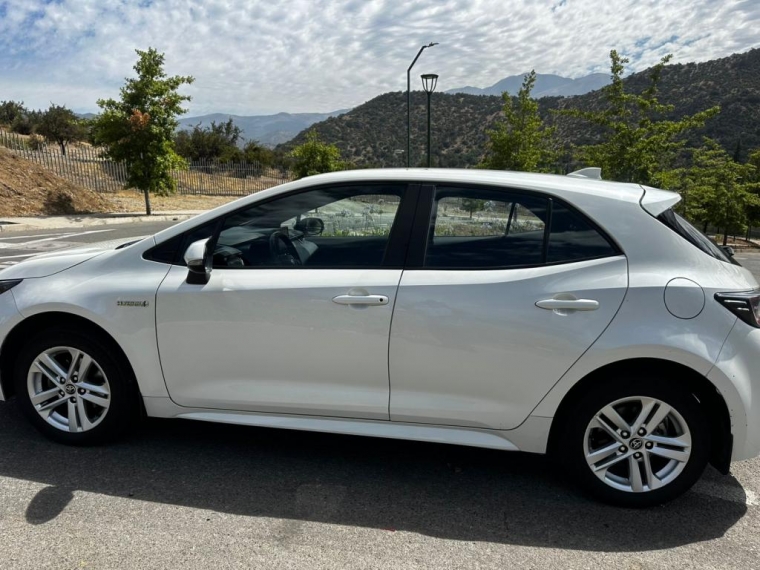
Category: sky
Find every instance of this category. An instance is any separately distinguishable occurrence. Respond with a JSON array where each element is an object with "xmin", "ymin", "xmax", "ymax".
[{"xmin": 0, "ymin": 0, "xmax": 758, "ymax": 117}]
